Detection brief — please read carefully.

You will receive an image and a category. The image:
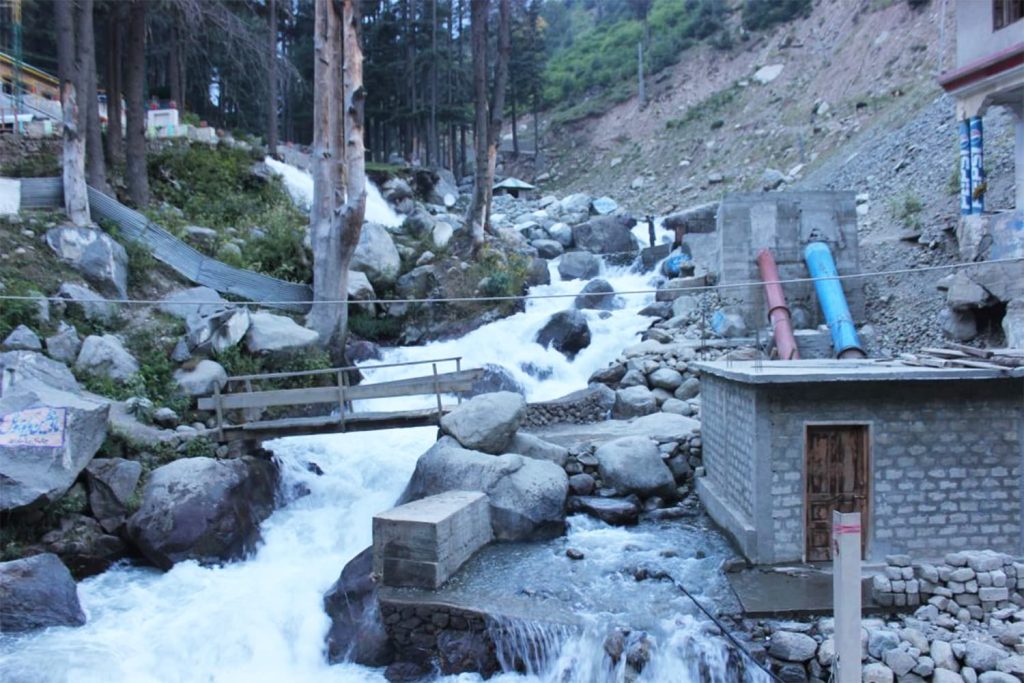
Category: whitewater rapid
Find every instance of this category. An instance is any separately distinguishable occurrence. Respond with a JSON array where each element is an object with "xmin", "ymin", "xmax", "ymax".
[{"xmin": 0, "ymin": 163, "xmax": 759, "ymax": 682}]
